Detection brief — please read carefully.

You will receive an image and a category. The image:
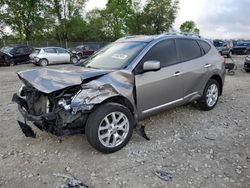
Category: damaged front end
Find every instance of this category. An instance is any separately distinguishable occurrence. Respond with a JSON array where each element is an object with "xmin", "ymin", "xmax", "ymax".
[
  {"xmin": 12, "ymin": 68, "xmax": 132, "ymax": 138},
  {"xmin": 12, "ymin": 84, "xmax": 88, "ymax": 137}
]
